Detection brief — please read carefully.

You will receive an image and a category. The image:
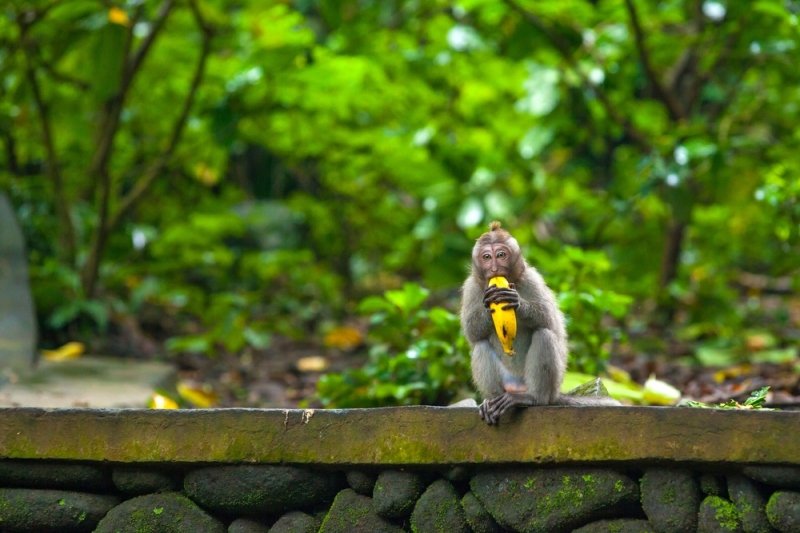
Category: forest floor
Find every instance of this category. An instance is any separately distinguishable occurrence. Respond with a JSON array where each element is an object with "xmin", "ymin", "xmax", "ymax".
[{"xmin": 168, "ymin": 332, "xmax": 800, "ymax": 411}]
